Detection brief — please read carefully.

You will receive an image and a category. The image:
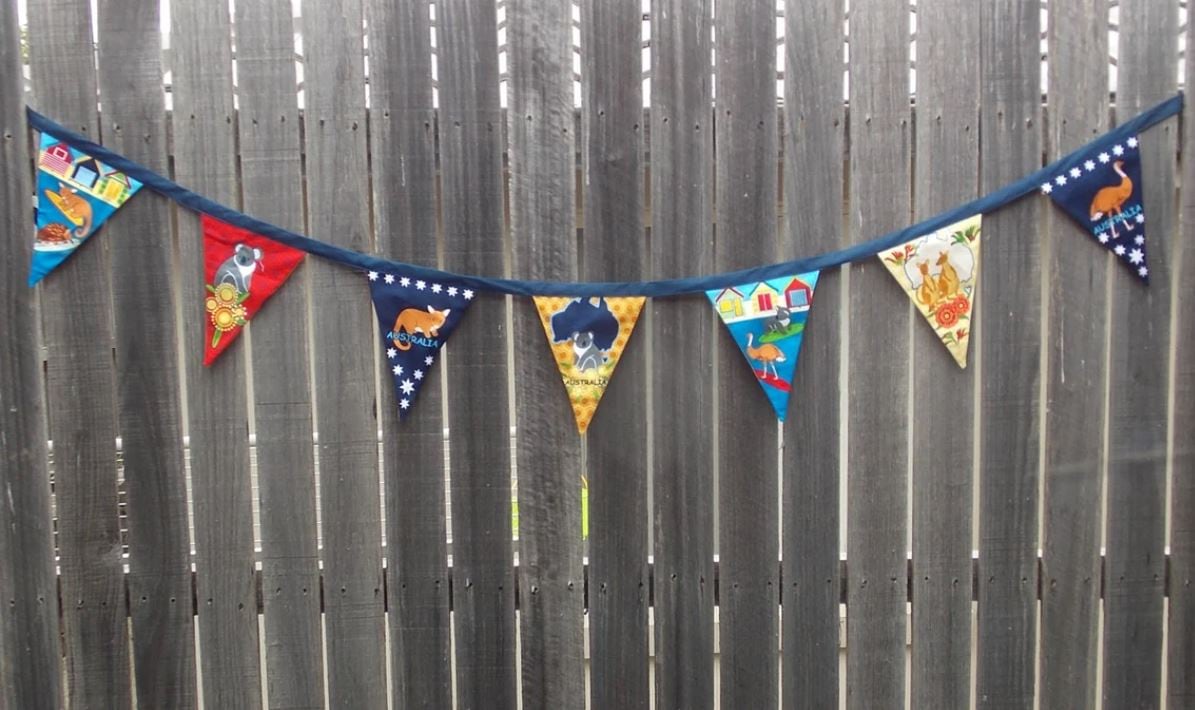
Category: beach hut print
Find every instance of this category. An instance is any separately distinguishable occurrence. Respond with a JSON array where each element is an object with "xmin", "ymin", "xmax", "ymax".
[
  {"xmin": 71, "ymin": 157, "xmax": 101, "ymax": 188},
  {"xmin": 782, "ymin": 277, "xmax": 813, "ymax": 310},
  {"xmin": 39, "ymin": 142, "xmax": 73, "ymax": 176},
  {"xmin": 712, "ymin": 287, "xmax": 745, "ymax": 317},
  {"xmin": 97, "ymin": 170, "xmax": 133, "ymax": 204},
  {"xmin": 748, "ymin": 282, "xmax": 781, "ymax": 314}
]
